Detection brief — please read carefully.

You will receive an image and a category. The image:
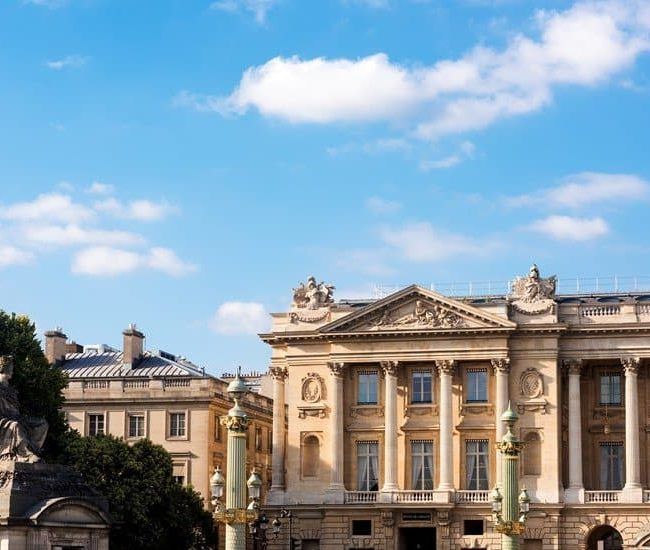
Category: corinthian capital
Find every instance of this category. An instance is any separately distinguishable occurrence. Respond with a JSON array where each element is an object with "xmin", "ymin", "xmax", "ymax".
[
  {"xmin": 563, "ymin": 359, "xmax": 583, "ymax": 376},
  {"xmin": 621, "ymin": 357, "xmax": 641, "ymax": 375},
  {"xmin": 491, "ymin": 358, "xmax": 510, "ymax": 374},
  {"xmin": 435, "ymin": 359, "xmax": 456, "ymax": 376},
  {"xmin": 269, "ymin": 366, "xmax": 289, "ymax": 381},
  {"xmin": 327, "ymin": 362, "xmax": 346, "ymax": 378},
  {"xmin": 380, "ymin": 360, "xmax": 399, "ymax": 377}
]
